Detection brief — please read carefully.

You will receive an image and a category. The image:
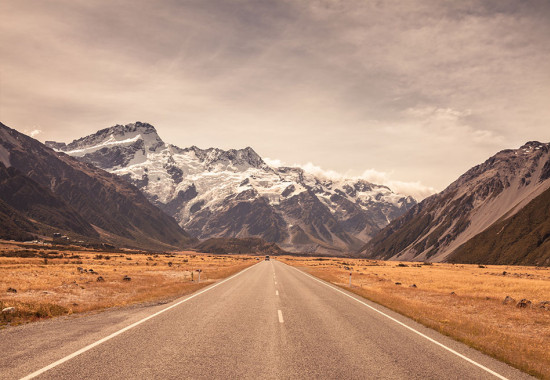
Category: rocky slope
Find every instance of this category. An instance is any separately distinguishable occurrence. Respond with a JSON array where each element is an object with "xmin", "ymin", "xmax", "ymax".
[
  {"xmin": 447, "ymin": 184, "xmax": 550, "ymax": 266},
  {"xmin": 194, "ymin": 237, "xmax": 287, "ymax": 255},
  {"xmin": 361, "ymin": 141, "xmax": 550, "ymax": 263},
  {"xmin": 0, "ymin": 122, "xmax": 193, "ymax": 250},
  {"xmin": 48, "ymin": 122, "xmax": 416, "ymax": 254}
]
